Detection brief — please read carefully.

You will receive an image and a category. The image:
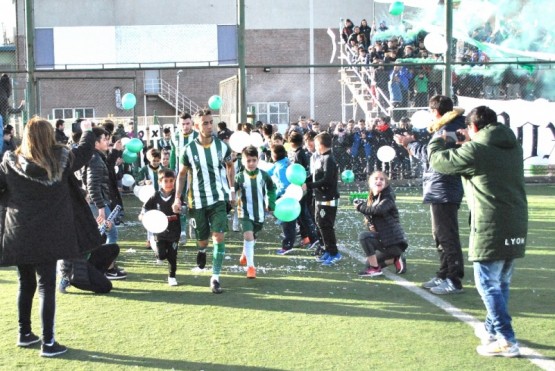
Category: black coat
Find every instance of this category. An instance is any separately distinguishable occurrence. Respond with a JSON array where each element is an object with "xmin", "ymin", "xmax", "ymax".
[
  {"xmin": 0, "ymin": 131, "xmax": 96, "ymax": 266},
  {"xmin": 356, "ymin": 186, "xmax": 408, "ymax": 250}
]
